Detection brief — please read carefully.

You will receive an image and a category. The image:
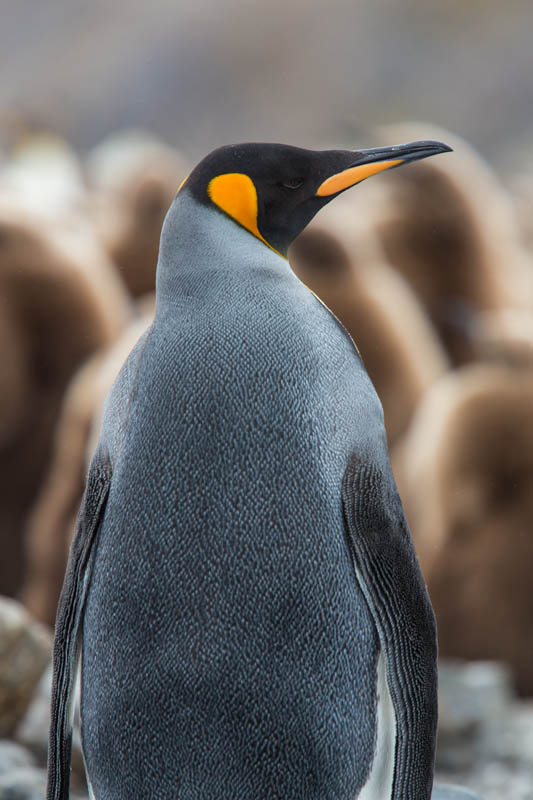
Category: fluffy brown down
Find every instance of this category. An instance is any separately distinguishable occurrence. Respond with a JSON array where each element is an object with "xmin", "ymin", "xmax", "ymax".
[
  {"xmin": 471, "ymin": 308, "xmax": 533, "ymax": 367},
  {"xmin": 0, "ymin": 202, "xmax": 130, "ymax": 597},
  {"xmin": 393, "ymin": 365, "xmax": 533, "ymax": 695},
  {"xmin": 21, "ymin": 310, "xmax": 153, "ymax": 625},
  {"xmin": 335, "ymin": 124, "xmax": 533, "ymax": 365}
]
